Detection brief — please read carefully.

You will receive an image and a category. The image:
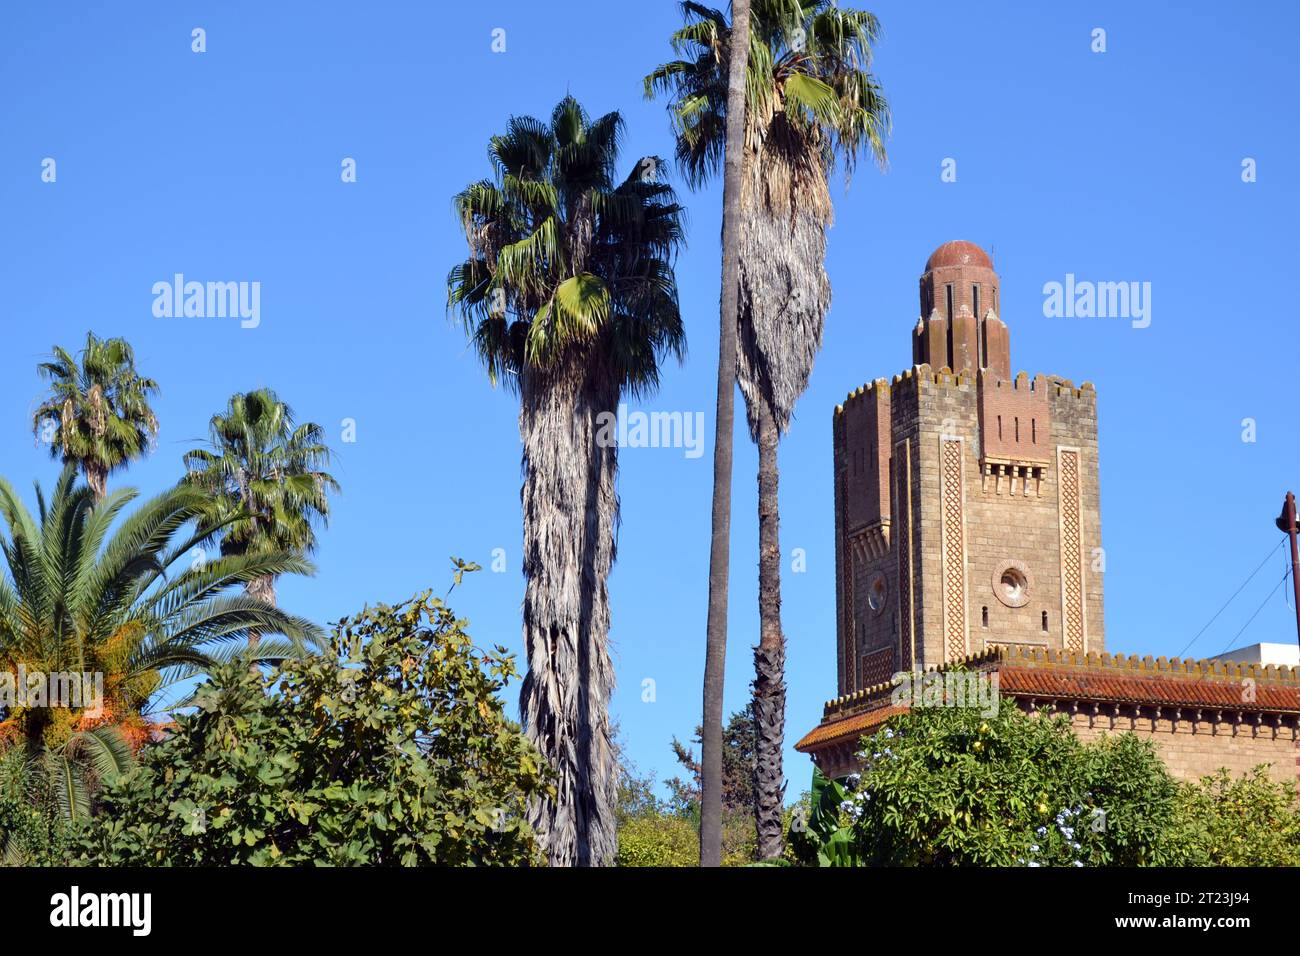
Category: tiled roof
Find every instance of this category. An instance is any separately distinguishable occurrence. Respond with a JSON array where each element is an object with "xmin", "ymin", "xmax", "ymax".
[
  {"xmin": 798, "ymin": 650, "xmax": 1300, "ymax": 755},
  {"xmin": 998, "ymin": 666, "xmax": 1300, "ymax": 712},
  {"xmin": 795, "ymin": 706, "xmax": 906, "ymax": 752}
]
